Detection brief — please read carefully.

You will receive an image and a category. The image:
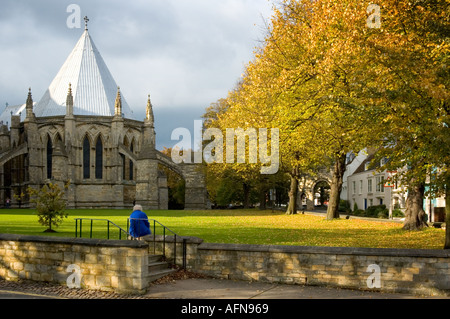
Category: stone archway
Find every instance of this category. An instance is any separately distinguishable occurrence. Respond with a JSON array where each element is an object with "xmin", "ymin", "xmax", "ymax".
[
  {"xmin": 155, "ymin": 151, "xmax": 208, "ymax": 210},
  {"xmin": 0, "ymin": 144, "xmax": 29, "ymax": 207},
  {"xmin": 157, "ymin": 163, "xmax": 184, "ymax": 210},
  {"xmin": 313, "ymin": 180, "xmax": 331, "ymax": 210},
  {"xmin": 300, "ymin": 170, "xmax": 332, "ymax": 211}
]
